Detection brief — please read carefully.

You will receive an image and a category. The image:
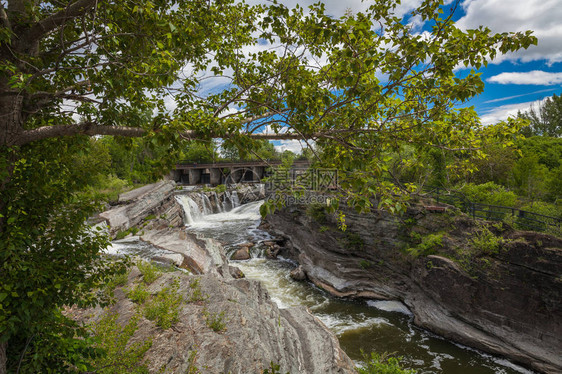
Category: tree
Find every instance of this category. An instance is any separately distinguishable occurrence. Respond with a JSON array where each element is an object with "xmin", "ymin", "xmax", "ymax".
[
  {"xmin": 517, "ymin": 94, "xmax": 562, "ymax": 137},
  {"xmin": 0, "ymin": 0, "xmax": 537, "ymax": 371}
]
